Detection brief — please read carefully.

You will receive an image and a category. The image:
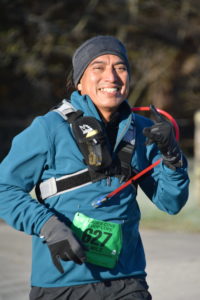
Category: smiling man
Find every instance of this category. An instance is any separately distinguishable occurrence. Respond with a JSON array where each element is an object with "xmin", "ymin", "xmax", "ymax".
[
  {"xmin": 76, "ymin": 54, "xmax": 130, "ymax": 121},
  {"xmin": 0, "ymin": 36, "xmax": 189, "ymax": 300}
]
